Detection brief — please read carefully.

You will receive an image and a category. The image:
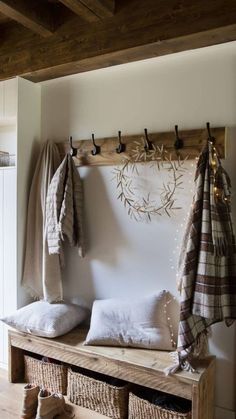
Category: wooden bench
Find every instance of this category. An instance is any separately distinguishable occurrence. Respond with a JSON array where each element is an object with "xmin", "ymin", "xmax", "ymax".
[{"xmin": 8, "ymin": 328, "xmax": 215, "ymax": 419}]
